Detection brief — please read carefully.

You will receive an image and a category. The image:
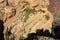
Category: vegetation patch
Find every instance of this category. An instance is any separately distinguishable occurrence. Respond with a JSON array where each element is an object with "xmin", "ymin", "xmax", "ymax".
[
  {"xmin": 5, "ymin": 30, "xmax": 12, "ymax": 36},
  {"xmin": 24, "ymin": 7, "xmax": 36, "ymax": 22},
  {"xmin": 5, "ymin": 29, "xmax": 12, "ymax": 40},
  {"xmin": 38, "ymin": 9, "xmax": 45, "ymax": 13},
  {"xmin": 19, "ymin": 36, "xmax": 26, "ymax": 40},
  {"xmin": 45, "ymin": 15, "xmax": 50, "ymax": 20}
]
